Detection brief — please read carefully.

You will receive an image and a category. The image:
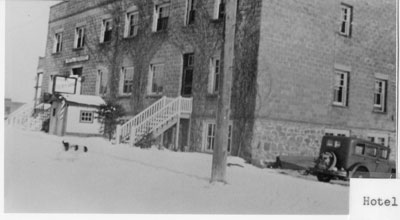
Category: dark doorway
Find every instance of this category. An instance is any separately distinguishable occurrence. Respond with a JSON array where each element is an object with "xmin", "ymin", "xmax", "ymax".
[{"xmin": 181, "ymin": 53, "xmax": 194, "ymax": 96}]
